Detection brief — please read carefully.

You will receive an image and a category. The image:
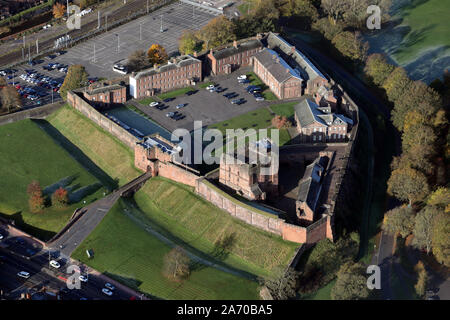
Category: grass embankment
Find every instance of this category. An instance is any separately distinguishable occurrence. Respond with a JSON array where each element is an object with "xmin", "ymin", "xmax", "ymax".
[
  {"xmin": 133, "ymin": 177, "xmax": 299, "ymax": 277},
  {"xmin": 46, "ymin": 105, "xmax": 141, "ymax": 186},
  {"xmin": 393, "ymin": 0, "xmax": 450, "ymax": 64},
  {"xmin": 72, "ymin": 199, "xmax": 260, "ymax": 300},
  {"xmin": 0, "ymin": 119, "xmax": 105, "ymax": 240}
]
